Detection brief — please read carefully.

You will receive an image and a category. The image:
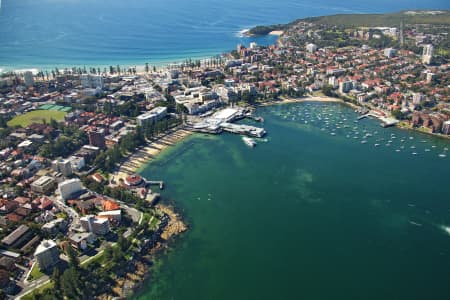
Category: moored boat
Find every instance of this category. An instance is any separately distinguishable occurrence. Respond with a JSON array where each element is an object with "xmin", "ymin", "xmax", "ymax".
[{"xmin": 242, "ymin": 136, "xmax": 256, "ymax": 147}]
